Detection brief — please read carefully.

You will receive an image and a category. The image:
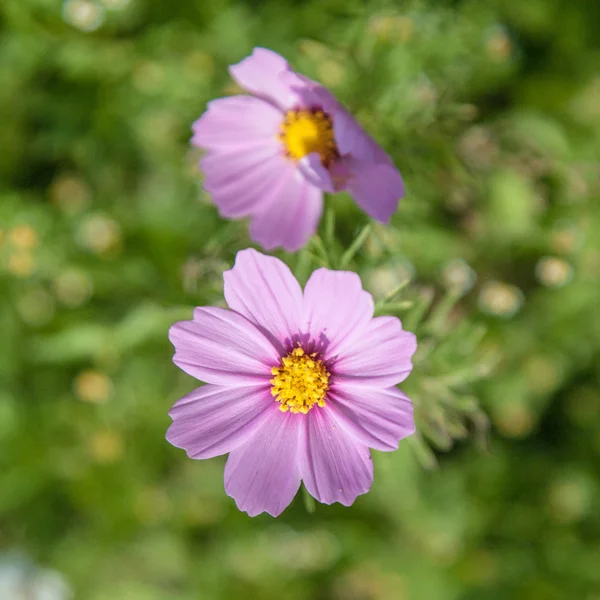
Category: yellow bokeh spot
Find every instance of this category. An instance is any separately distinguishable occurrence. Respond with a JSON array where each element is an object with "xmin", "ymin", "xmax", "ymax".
[
  {"xmin": 270, "ymin": 347, "xmax": 330, "ymax": 414},
  {"xmin": 8, "ymin": 253, "xmax": 35, "ymax": 278},
  {"xmin": 88, "ymin": 429, "xmax": 124, "ymax": 464},
  {"xmin": 9, "ymin": 225, "xmax": 39, "ymax": 250},
  {"xmin": 279, "ymin": 109, "xmax": 338, "ymax": 166},
  {"xmin": 74, "ymin": 369, "xmax": 113, "ymax": 404}
]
